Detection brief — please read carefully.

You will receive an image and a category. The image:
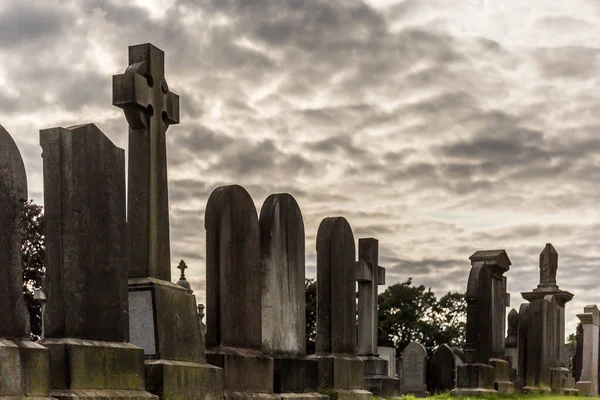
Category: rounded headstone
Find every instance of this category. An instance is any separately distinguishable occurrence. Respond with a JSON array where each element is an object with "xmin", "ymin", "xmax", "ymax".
[{"xmin": 428, "ymin": 344, "xmax": 456, "ymax": 393}]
